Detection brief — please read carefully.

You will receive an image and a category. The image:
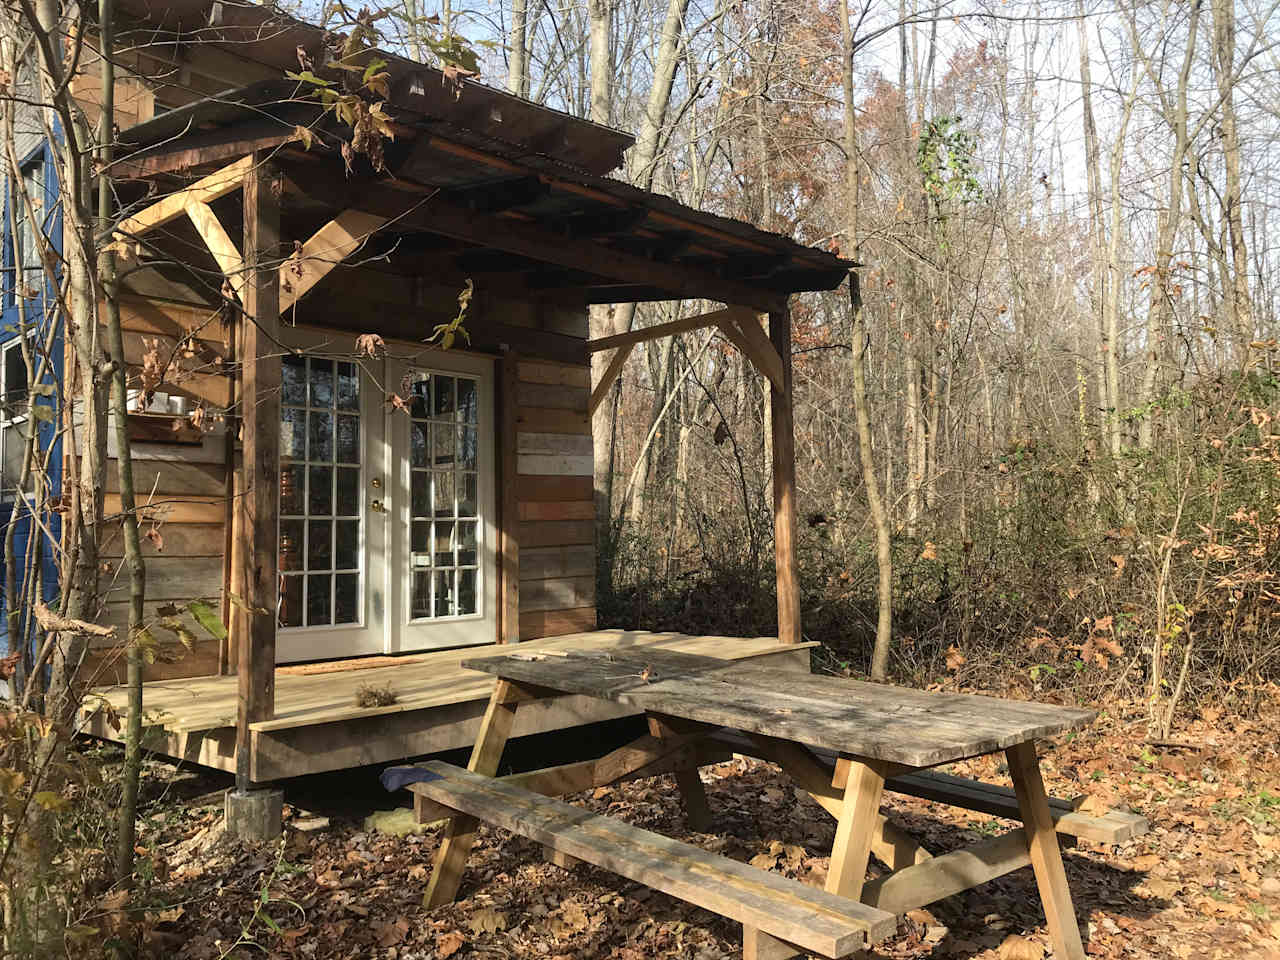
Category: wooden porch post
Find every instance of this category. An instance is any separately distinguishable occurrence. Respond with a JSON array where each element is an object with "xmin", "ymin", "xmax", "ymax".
[
  {"xmin": 234, "ymin": 156, "xmax": 281, "ymax": 789},
  {"xmin": 769, "ymin": 304, "xmax": 801, "ymax": 645}
]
